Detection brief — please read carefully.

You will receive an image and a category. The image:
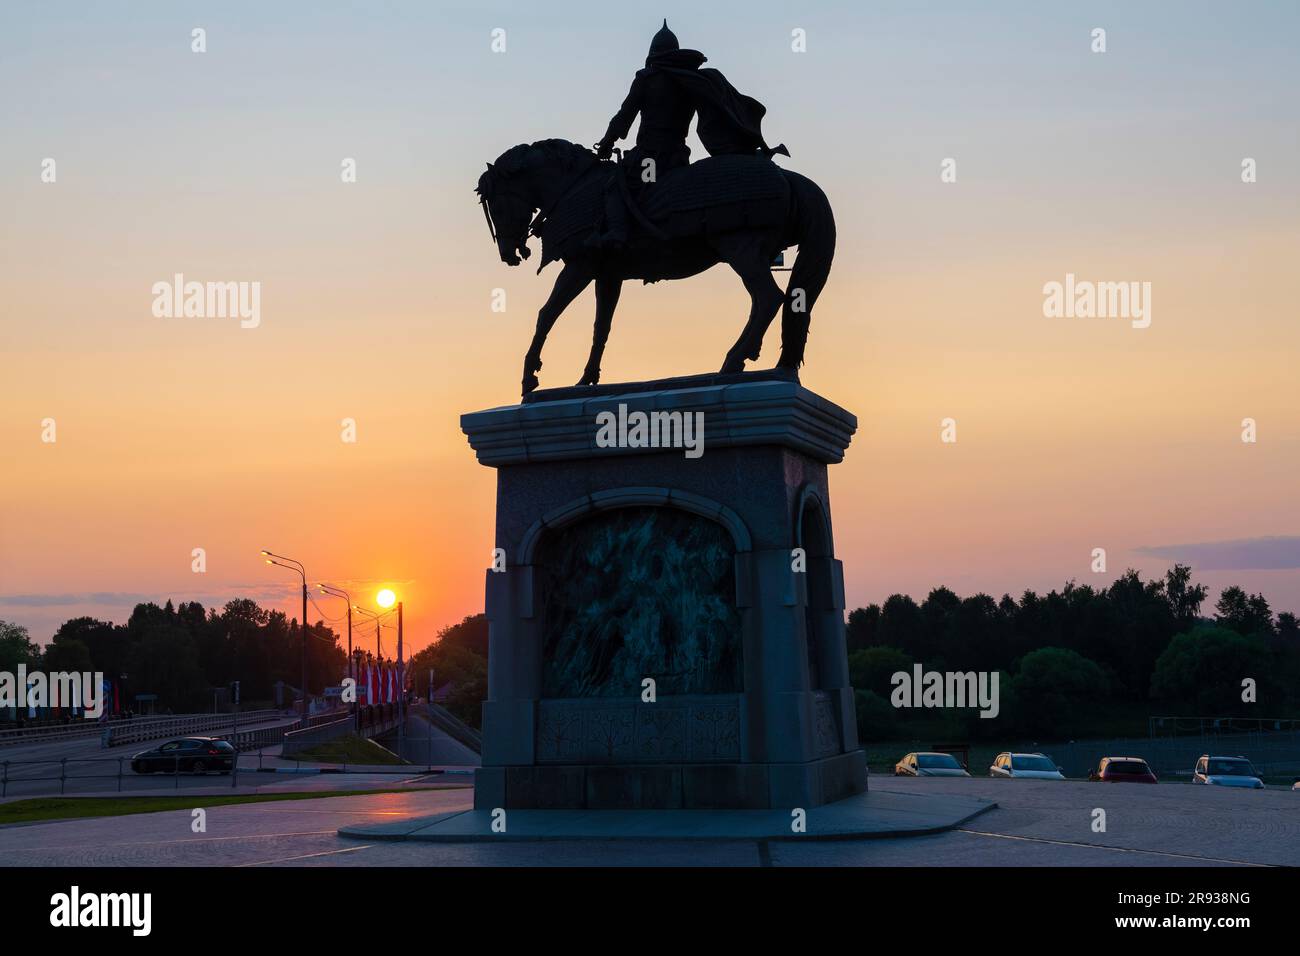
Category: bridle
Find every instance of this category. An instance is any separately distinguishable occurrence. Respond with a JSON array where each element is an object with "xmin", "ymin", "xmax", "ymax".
[
  {"xmin": 479, "ymin": 181, "xmax": 529, "ymax": 254},
  {"xmin": 479, "ymin": 195, "xmax": 498, "ymax": 244},
  {"xmin": 479, "ymin": 147, "xmax": 602, "ymax": 252}
]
